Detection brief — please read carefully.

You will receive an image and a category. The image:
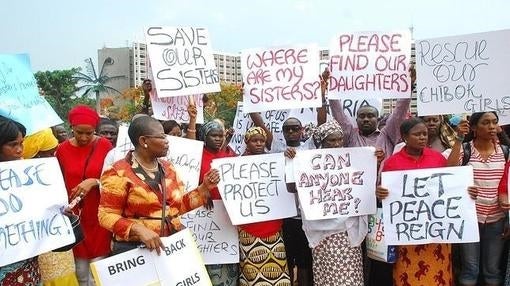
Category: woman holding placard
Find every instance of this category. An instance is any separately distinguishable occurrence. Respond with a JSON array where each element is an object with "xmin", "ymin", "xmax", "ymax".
[
  {"xmin": 300, "ymin": 120, "xmax": 367, "ymax": 286},
  {"xmin": 55, "ymin": 105, "xmax": 113, "ymax": 286},
  {"xmin": 98, "ymin": 116, "xmax": 219, "ymax": 252},
  {"xmin": 236, "ymin": 126, "xmax": 292, "ymax": 286},
  {"xmin": 447, "ymin": 112, "xmax": 506, "ymax": 286},
  {"xmin": 22, "ymin": 128, "xmax": 79, "ymax": 286},
  {"xmin": 0, "ymin": 116, "xmax": 41, "ymax": 285},
  {"xmin": 199, "ymin": 119, "xmax": 238, "ymax": 286},
  {"xmin": 377, "ymin": 117, "xmax": 477, "ymax": 286}
]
